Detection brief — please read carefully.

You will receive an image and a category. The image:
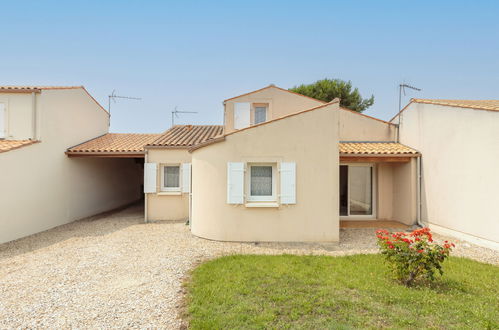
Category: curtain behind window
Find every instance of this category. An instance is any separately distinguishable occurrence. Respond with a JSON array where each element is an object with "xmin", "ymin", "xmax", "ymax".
[
  {"xmin": 165, "ymin": 166, "xmax": 180, "ymax": 187},
  {"xmin": 251, "ymin": 166, "xmax": 272, "ymax": 196}
]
